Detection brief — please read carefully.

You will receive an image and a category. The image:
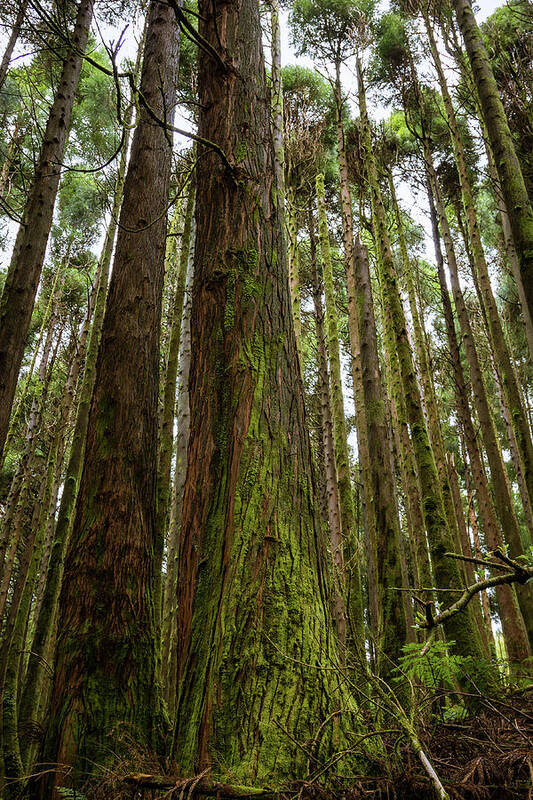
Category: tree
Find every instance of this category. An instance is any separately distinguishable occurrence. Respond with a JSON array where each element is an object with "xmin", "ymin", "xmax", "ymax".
[
  {"xmin": 37, "ymin": 1, "xmax": 180, "ymax": 791},
  {"xmin": 172, "ymin": 0, "xmax": 354, "ymax": 780},
  {"xmin": 0, "ymin": 0, "xmax": 95, "ymax": 462}
]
